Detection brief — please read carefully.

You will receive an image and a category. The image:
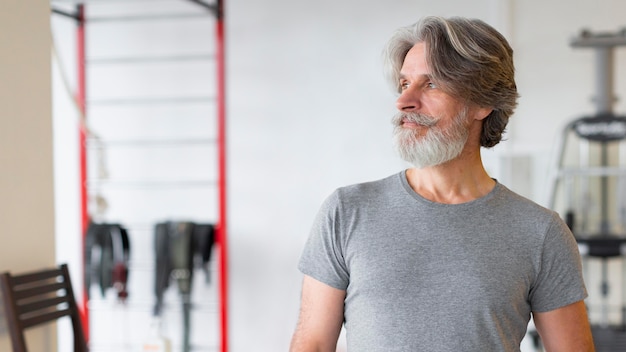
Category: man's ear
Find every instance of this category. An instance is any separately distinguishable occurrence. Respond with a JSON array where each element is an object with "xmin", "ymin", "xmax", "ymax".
[{"xmin": 474, "ymin": 107, "xmax": 493, "ymax": 121}]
